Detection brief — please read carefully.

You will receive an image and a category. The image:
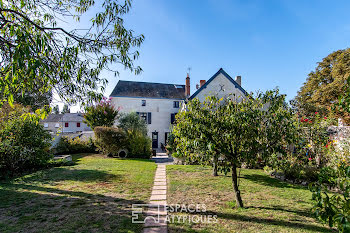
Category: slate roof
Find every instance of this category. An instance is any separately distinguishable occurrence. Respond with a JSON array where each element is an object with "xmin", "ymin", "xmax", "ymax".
[
  {"xmin": 61, "ymin": 113, "xmax": 85, "ymax": 122},
  {"xmin": 41, "ymin": 114, "xmax": 63, "ymax": 122},
  {"xmin": 41, "ymin": 113, "xmax": 85, "ymax": 122},
  {"xmin": 189, "ymin": 68, "xmax": 248, "ymax": 100},
  {"xmin": 110, "ymin": 80, "xmax": 186, "ymax": 99}
]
